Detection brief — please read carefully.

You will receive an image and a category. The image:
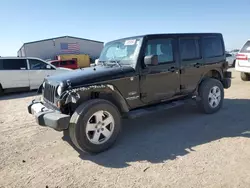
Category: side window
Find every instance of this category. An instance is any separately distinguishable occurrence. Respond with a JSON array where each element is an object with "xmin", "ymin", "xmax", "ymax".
[
  {"xmin": 203, "ymin": 36, "xmax": 224, "ymax": 58},
  {"xmin": 180, "ymin": 38, "xmax": 201, "ymax": 60},
  {"xmin": 2, "ymin": 59, "xmax": 27, "ymax": 70},
  {"xmin": 60, "ymin": 61, "xmax": 67, "ymax": 66},
  {"xmin": 51, "ymin": 62, "xmax": 59, "ymax": 66},
  {"xmin": 29, "ymin": 59, "xmax": 50, "ymax": 70},
  {"xmin": 68, "ymin": 60, "xmax": 75, "ymax": 65},
  {"xmin": 0, "ymin": 60, "xmax": 3, "ymax": 70},
  {"xmin": 226, "ymin": 53, "xmax": 232, "ymax": 57},
  {"xmin": 145, "ymin": 38, "xmax": 174, "ymax": 64}
]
